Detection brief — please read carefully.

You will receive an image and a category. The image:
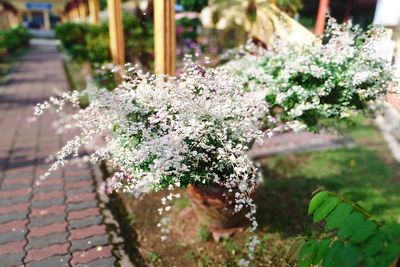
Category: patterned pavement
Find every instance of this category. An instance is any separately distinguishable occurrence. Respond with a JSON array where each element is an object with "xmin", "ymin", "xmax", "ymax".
[
  {"xmin": 249, "ymin": 131, "xmax": 355, "ymax": 159},
  {"xmin": 0, "ymin": 41, "xmax": 121, "ymax": 266}
]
